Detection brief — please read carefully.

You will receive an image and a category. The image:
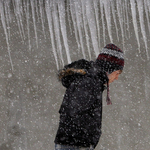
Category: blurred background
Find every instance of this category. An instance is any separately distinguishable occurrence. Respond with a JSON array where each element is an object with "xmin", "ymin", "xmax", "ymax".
[{"xmin": 0, "ymin": 0, "xmax": 150, "ymax": 150}]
